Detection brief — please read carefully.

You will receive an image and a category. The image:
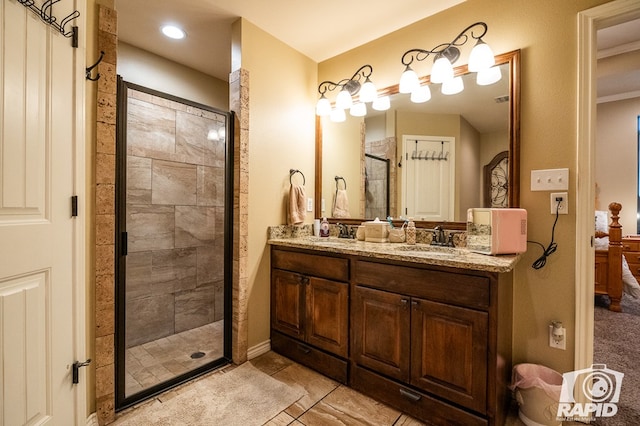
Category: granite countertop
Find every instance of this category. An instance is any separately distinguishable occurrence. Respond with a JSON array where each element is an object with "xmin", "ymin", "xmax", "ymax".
[{"xmin": 268, "ymin": 235, "xmax": 521, "ymax": 273}]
